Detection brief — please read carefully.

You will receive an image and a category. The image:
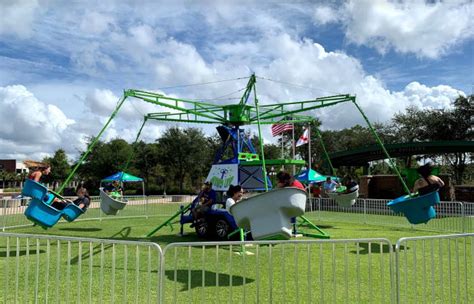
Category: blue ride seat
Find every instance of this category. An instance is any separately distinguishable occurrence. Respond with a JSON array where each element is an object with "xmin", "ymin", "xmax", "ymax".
[
  {"xmin": 62, "ymin": 203, "xmax": 84, "ymax": 222},
  {"xmin": 24, "ymin": 198, "xmax": 63, "ymax": 229},
  {"xmin": 22, "ymin": 179, "xmax": 48, "ymax": 201},
  {"xmin": 387, "ymin": 191, "xmax": 440, "ymax": 224}
]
